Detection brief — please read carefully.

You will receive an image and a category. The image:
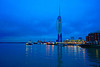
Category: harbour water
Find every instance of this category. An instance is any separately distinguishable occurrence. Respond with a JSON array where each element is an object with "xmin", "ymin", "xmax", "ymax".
[{"xmin": 0, "ymin": 43, "xmax": 100, "ymax": 67}]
